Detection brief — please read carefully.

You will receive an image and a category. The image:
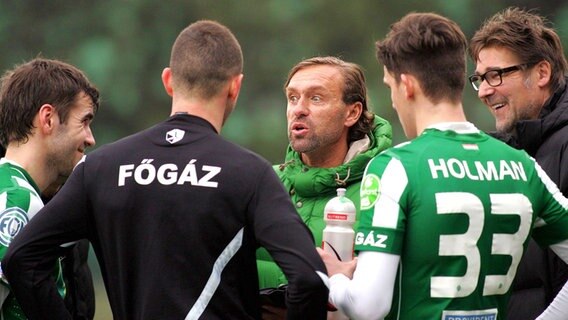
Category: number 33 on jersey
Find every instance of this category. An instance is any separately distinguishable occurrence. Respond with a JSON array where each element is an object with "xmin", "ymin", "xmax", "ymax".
[{"xmin": 355, "ymin": 128, "xmax": 568, "ymax": 320}]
